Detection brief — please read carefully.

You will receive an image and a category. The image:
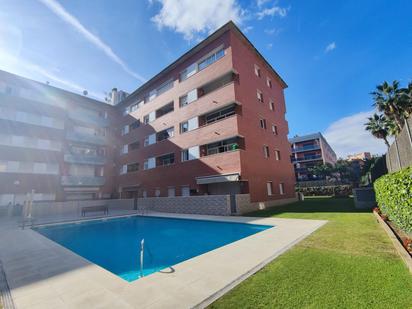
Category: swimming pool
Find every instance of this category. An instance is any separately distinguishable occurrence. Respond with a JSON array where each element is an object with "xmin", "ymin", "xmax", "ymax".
[{"xmin": 34, "ymin": 216, "xmax": 273, "ymax": 282}]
